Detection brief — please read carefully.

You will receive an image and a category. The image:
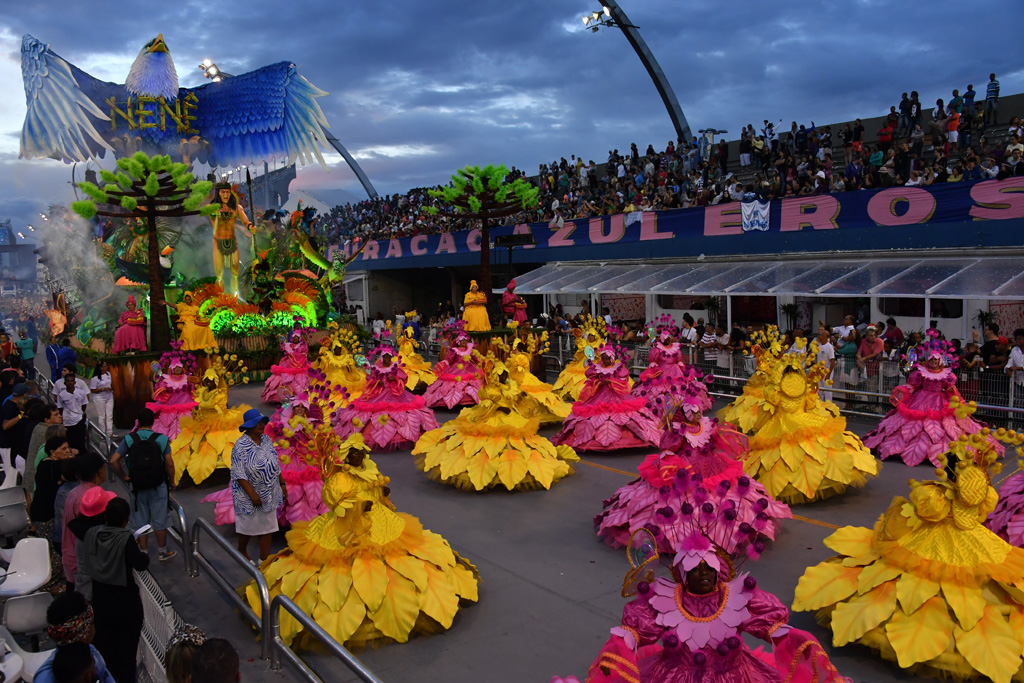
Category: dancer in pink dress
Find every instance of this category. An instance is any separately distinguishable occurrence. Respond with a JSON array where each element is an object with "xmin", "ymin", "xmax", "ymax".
[
  {"xmin": 261, "ymin": 328, "xmax": 312, "ymax": 404},
  {"xmin": 552, "ymin": 345, "xmax": 661, "ymax": 451},
  {"xmin": 595, "ymin": 389, "xmax": 791, "ymax": 555},
  {"xmin": 111, "ymin": 295, "xmax": 147, "ymax": 353},
  {"xmin": 333, "ymin": 346, "xmax": 439, "ymax": 451},
  {"xmin": 551, "ymin": 530, "xmax": 848, "ymax": 683},
  {"xmin": 145, "ymin": 342, "xmax": 197, "ymax": 442},
  {"xmin": 423, "ymin": 326, "xmax": 483, "ymax": 409},
  {"xmin": 633, "ymin": 324, "xmax": 712, "ymax": 421},
  {"xmin": 204, "ymin": 393, "xmax": 330, "ymax": 526},
  {"xmin": 864, "ymin": 336, "xmax": 1004, "ymax": 466}
]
